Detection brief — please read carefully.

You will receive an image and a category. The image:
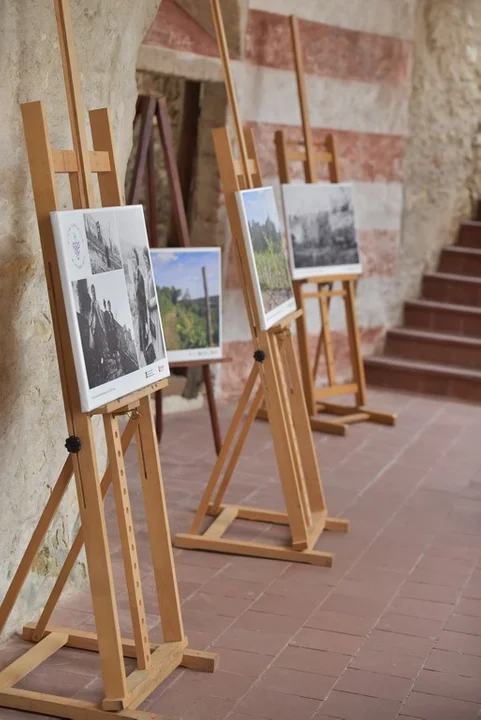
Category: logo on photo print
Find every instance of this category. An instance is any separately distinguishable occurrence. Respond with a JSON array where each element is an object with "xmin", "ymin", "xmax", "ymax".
[{"xmin": 67, "ymin": 223, "xmax": 87, "ymax": 270}]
